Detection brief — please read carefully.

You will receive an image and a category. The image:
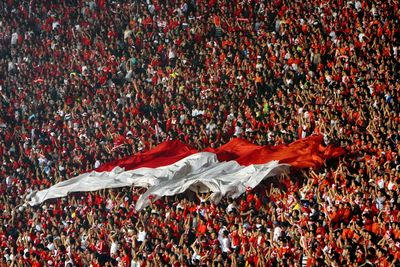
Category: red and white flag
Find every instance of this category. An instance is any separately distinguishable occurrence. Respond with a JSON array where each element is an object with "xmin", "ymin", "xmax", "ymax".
[{"xmin": 27, "ymin": 135, "xmax": 344, "ymax": 209}]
